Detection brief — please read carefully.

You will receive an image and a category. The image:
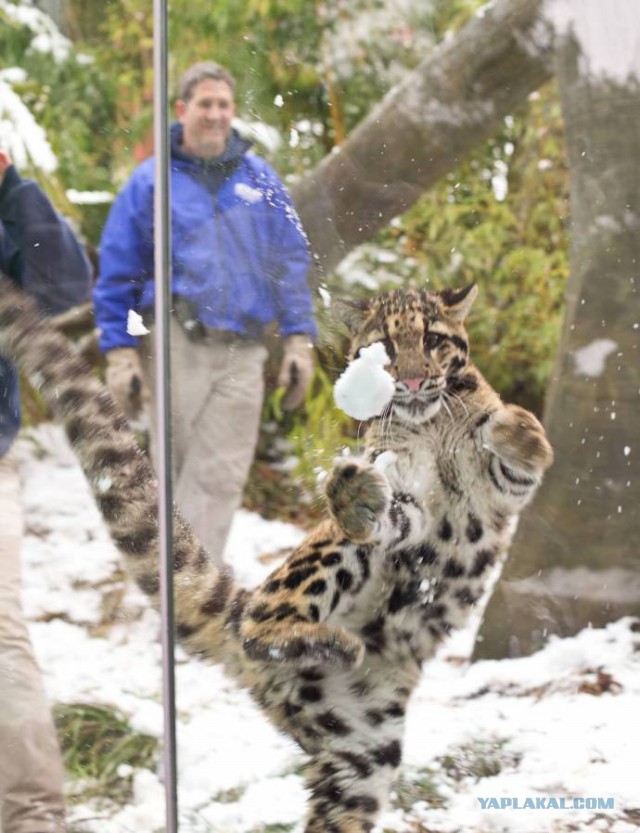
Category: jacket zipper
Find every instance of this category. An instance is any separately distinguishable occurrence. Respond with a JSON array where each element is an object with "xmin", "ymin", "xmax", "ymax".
[{"xmin": 212, "ymin": 193, "xmax": 229, "ymax": 322}]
